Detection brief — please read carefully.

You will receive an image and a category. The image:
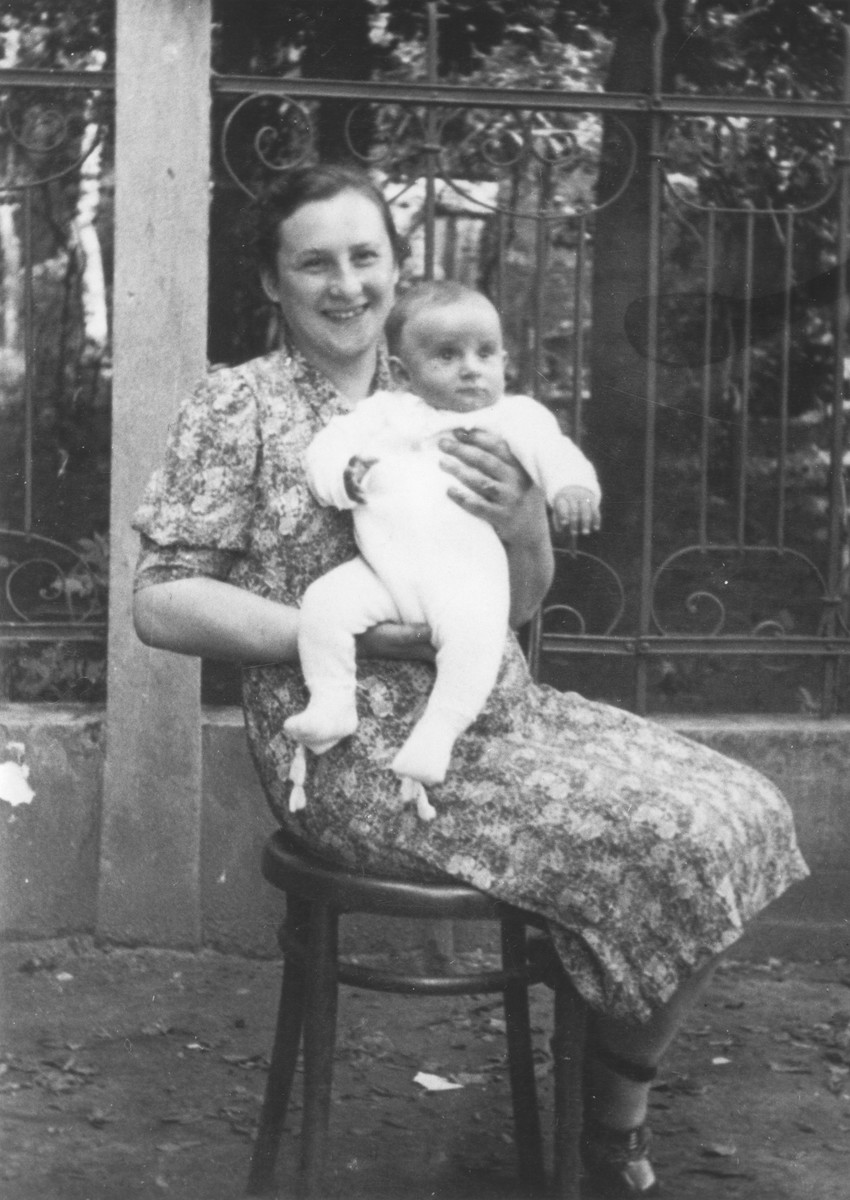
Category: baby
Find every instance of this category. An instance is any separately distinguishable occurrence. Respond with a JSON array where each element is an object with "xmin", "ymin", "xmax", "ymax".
[{"xmin": 286, "ymin": 281, "xmax": 601, "ymax": 819}]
